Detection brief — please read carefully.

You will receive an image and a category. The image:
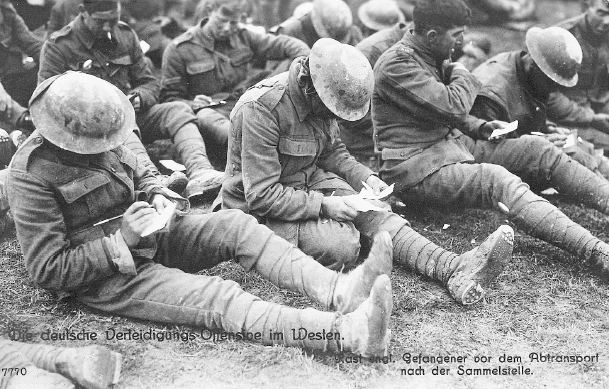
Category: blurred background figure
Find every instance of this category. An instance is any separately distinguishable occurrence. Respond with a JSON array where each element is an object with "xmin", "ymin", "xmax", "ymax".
[
  {"xmin": 274, "ymin": 0, "xmax": 363, "ymax": 46},
  {"xmin": 454, "ymin": 32, "xmax": 492, "ymax": 71},
  {"xmin": 357, "ymin": 0, "xmax": 405, "ymax": 37}
]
